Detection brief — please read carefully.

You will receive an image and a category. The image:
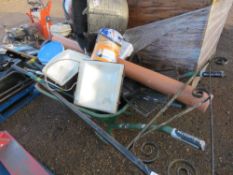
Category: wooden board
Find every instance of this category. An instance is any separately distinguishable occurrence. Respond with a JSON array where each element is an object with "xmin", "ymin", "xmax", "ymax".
[
  {"xmin": 198, "ymin": 0, "xmax": 233, "ymax": 69},
  {"xmin": 124, "ymin": 7, "xmax": 210, "ymax": 71},
  {"xmin": 127, "ymin": 0, "xmax": 212, "ymax": 28},
  {"xmin": 125, "ymin": 0, "xmax": 233, "ymax": 88},
  {"xmin": 193, "ymin": 0, "xmax": 233, "ymax": 86}
]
